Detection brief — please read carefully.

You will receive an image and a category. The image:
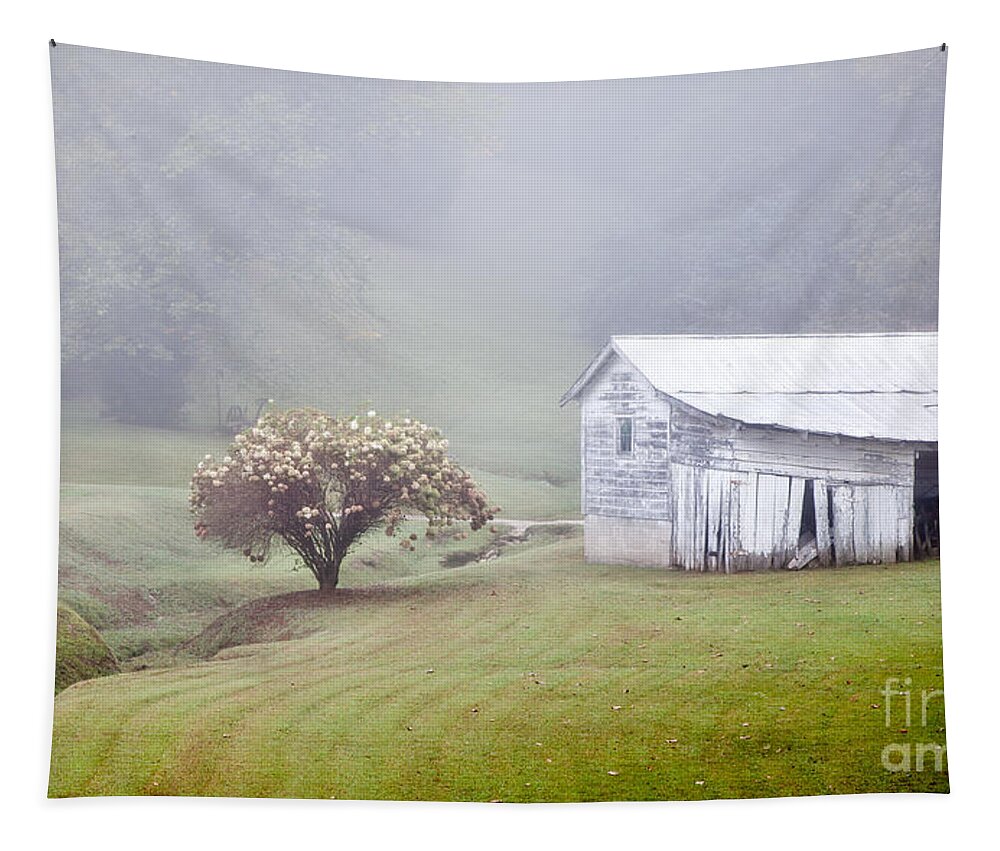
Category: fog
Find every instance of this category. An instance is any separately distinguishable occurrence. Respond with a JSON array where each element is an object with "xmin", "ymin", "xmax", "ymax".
[{"xmin": 51, "ymin": 43, "xmax": 945, "ymax": 471}]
